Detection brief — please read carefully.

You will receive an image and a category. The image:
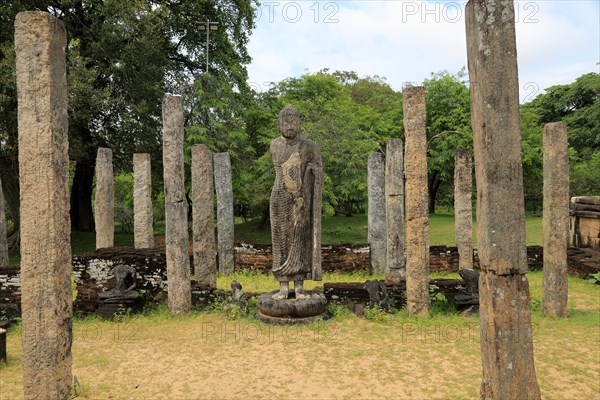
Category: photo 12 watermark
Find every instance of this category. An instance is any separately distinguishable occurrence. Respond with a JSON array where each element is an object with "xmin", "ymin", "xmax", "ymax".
[
  {"xmin": 399, "ymin": 1, "xmax": 540, "ymax": 24},
  {"xmin": 255, "ymin": 1, "xmax": 340, "ymax": 24}
]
